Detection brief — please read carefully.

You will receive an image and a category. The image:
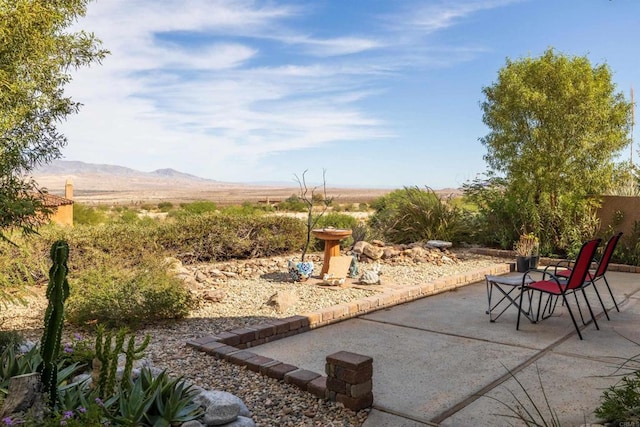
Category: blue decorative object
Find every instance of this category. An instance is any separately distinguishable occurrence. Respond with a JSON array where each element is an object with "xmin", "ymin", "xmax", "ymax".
[{"xmin": 288, "ymin": 260, "xmax": 314, "ymax": 282}]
